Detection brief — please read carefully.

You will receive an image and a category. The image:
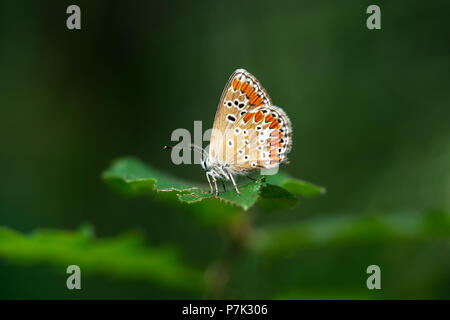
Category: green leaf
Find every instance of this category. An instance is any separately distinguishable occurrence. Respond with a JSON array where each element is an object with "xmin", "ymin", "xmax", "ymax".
[
  {"xmin": 178, "ymin": 178, "xmax": 262, "ymax": 211},
  {"xmin": 102, "ymin": 157, "xmax": 324, "ymax": 225},
  {"xmin": 264, "ymin": 172, "xmax": 326, "ymax": 198},
  {"xmin": 102, "ymin": 156, "xmax": 199, "ymax": 196},
  {"xmin": 257, "ymin": 184, "xmax": 300, "ymax": 210},
  {"xmin": 0, "ymin": 225, "xmax": 204, "ymax": 292},
  {"xmin": 250, "ymin": 210, "xmax": 450, "ymax": 255}
]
